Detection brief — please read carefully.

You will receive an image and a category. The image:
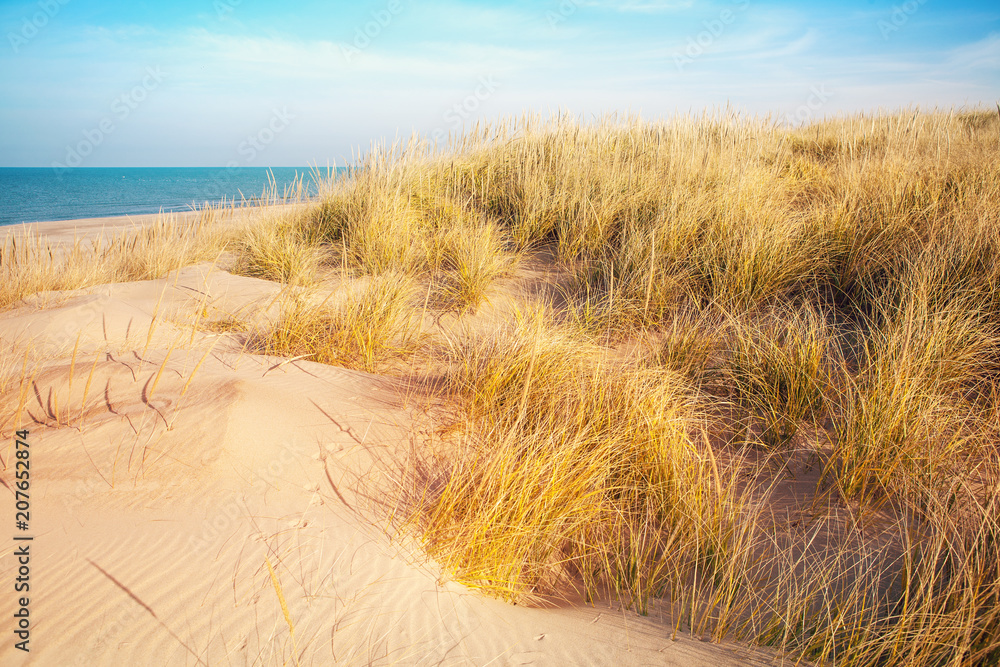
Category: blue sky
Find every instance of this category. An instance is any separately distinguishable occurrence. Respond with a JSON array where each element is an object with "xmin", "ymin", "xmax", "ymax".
[{"xmin": 0, "ymin": 0, "xmax": 997, "ymax": 167}]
